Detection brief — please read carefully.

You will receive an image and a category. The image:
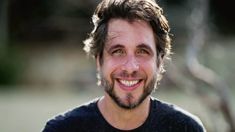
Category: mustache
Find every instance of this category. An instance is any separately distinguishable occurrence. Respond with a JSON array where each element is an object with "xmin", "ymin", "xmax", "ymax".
[{"xmin": 111, "ymin": 70, "xmax": 146, "ymax": 79}]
